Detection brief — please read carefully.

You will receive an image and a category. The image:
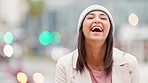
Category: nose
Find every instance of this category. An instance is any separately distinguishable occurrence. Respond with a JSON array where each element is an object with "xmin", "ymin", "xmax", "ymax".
[{"xmin": 94, "ymin": 17, "xmax": 101, "ymax": 24}]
